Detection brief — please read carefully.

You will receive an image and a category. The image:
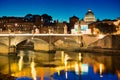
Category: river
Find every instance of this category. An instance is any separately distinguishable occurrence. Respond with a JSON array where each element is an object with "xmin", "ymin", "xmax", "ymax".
[{"xmin": 0, "ymin": 49, "xmax": 120, "ymax": 80}]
